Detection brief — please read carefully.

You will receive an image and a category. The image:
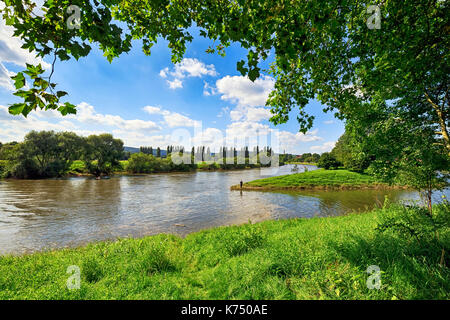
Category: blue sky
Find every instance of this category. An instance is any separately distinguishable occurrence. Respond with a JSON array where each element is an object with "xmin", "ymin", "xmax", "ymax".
[{"xmin": 0, "ymin": 20, "xmax": 344, "ymax": 154}]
